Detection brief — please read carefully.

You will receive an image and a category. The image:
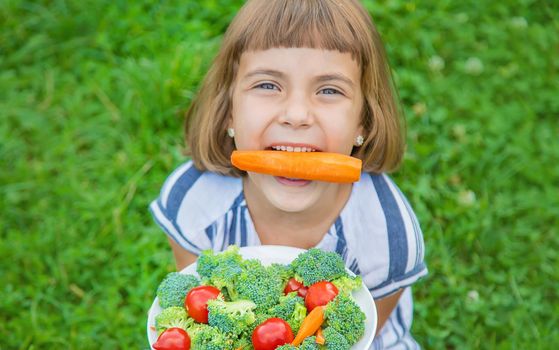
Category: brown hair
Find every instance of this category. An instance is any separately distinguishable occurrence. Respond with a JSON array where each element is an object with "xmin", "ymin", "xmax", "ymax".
[{"xmin": 185, "ymin": 0, "xmax": 405, "ymax": 176}]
